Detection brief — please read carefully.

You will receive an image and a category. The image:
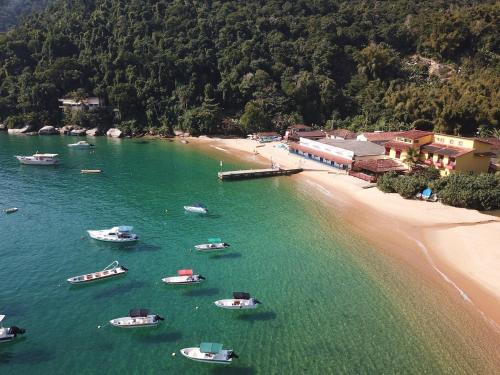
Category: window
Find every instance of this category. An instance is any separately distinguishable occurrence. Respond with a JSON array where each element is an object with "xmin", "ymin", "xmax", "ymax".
[
  {"xmin": 395, "ymin": 150, "xmax": 401, "ymax": 159},
  {"xmin": 458, "ymin": 141, "xmax": 463, "ymax": 146},
  {"xmin": 428, "ymin": 152, "xmax": 433, "ymax": 159},
  {"xmin": 449, "ymin": 140, "xmax": 454, "ymax": 145},
  {"xmin": 385, "ymin": 148, "xmax": 390, "ymax": 156}
]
